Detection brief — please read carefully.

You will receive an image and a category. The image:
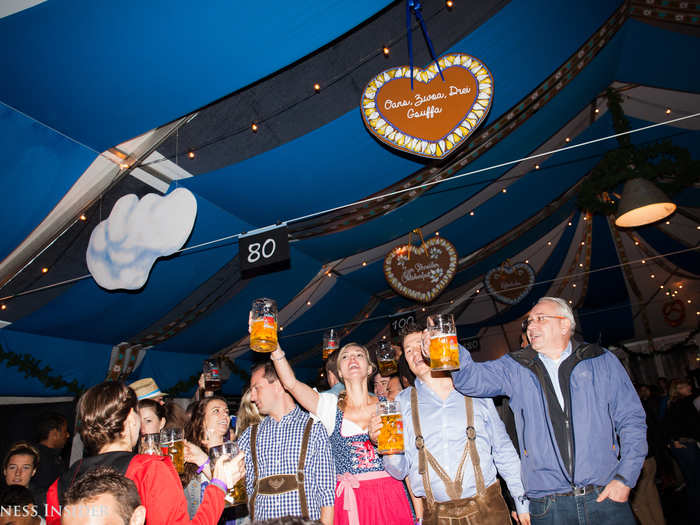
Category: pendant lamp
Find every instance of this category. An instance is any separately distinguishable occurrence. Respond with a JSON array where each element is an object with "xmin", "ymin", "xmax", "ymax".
[{"xmin": 614, "ymin": 177, "xmax": 676, "ymax": 228}]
